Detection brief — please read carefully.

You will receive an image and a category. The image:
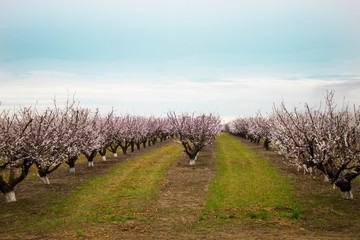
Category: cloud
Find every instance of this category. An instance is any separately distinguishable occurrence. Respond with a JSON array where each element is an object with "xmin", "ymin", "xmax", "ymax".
[
  {"xmin": 1, "ymin": 71, "xmax": 360, "ymax": 117},
  {"xmin": 282, "ymin": 74, "xmax": 360, "ymax": 81}
]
